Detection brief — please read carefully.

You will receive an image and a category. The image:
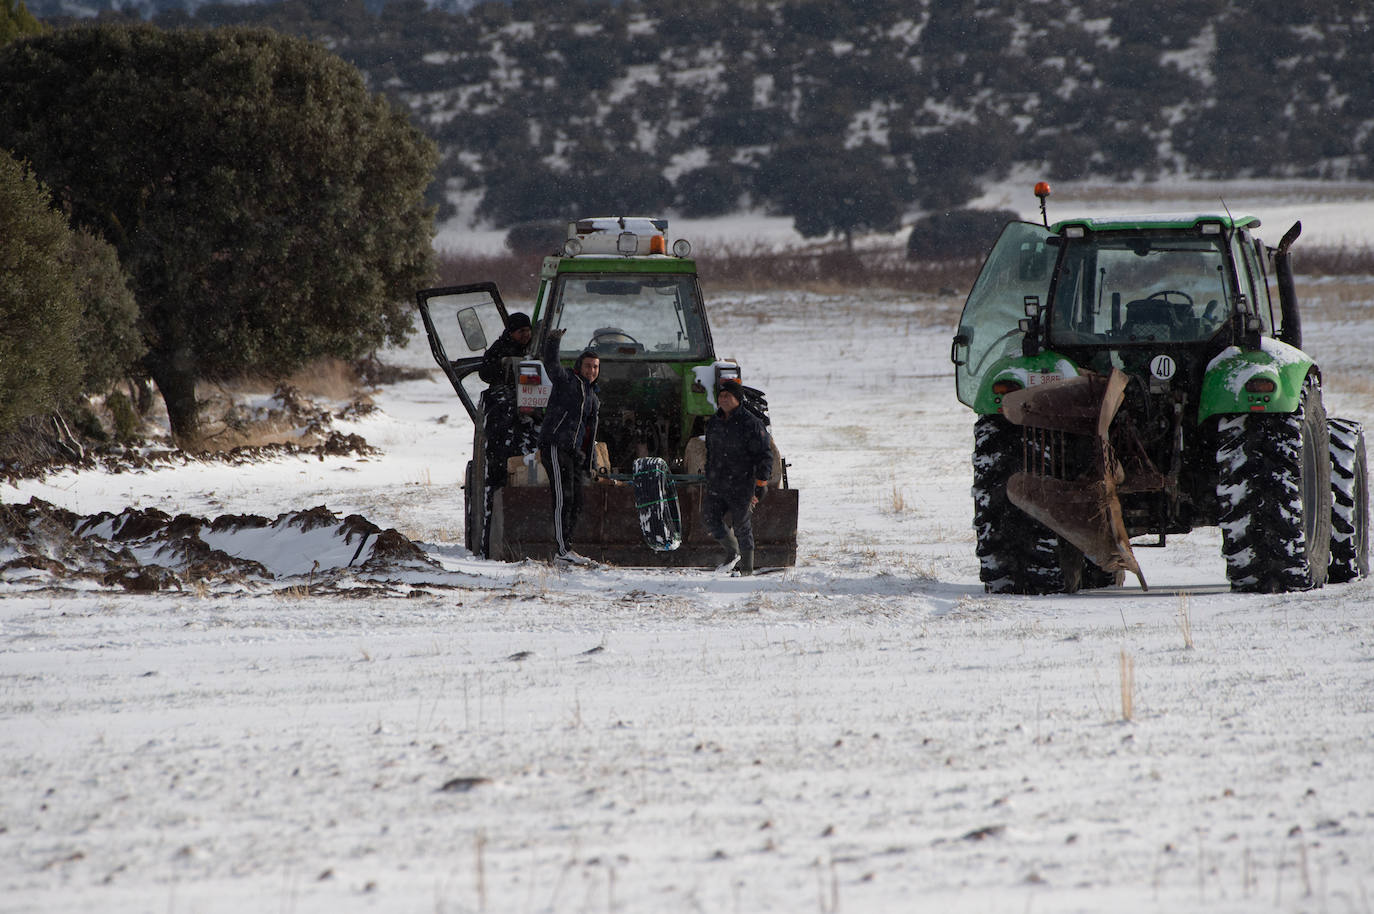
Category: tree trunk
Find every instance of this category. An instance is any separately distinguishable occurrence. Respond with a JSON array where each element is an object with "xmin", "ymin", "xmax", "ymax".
[{"xmin": 146, "ymin": 353, "xmax": 201, "ymax": 449}]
